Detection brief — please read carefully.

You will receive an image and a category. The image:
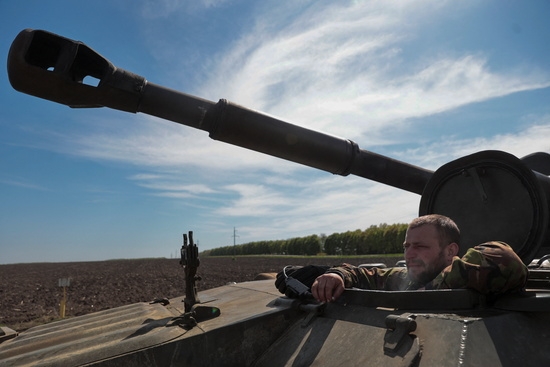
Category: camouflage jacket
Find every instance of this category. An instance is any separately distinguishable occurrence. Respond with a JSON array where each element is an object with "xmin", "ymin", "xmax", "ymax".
[{"xmin": 327, "ymin": 241, "xmax": 528, "ymax": 294}]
